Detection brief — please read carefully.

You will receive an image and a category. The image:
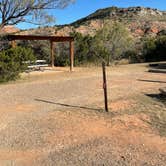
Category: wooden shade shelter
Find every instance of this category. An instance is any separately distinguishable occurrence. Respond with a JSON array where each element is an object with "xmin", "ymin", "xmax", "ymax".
[{"xmin": 8, "ymin": 35, "xmax": 74, "ymax": 71}]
